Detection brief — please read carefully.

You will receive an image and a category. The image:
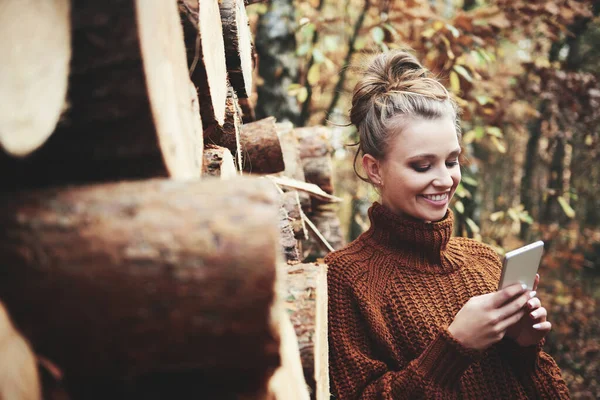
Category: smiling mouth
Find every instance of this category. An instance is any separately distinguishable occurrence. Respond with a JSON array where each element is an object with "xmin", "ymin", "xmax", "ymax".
[{"xmin": 421, "ymin": 193, "xmax": 448, "ymax": 202}]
